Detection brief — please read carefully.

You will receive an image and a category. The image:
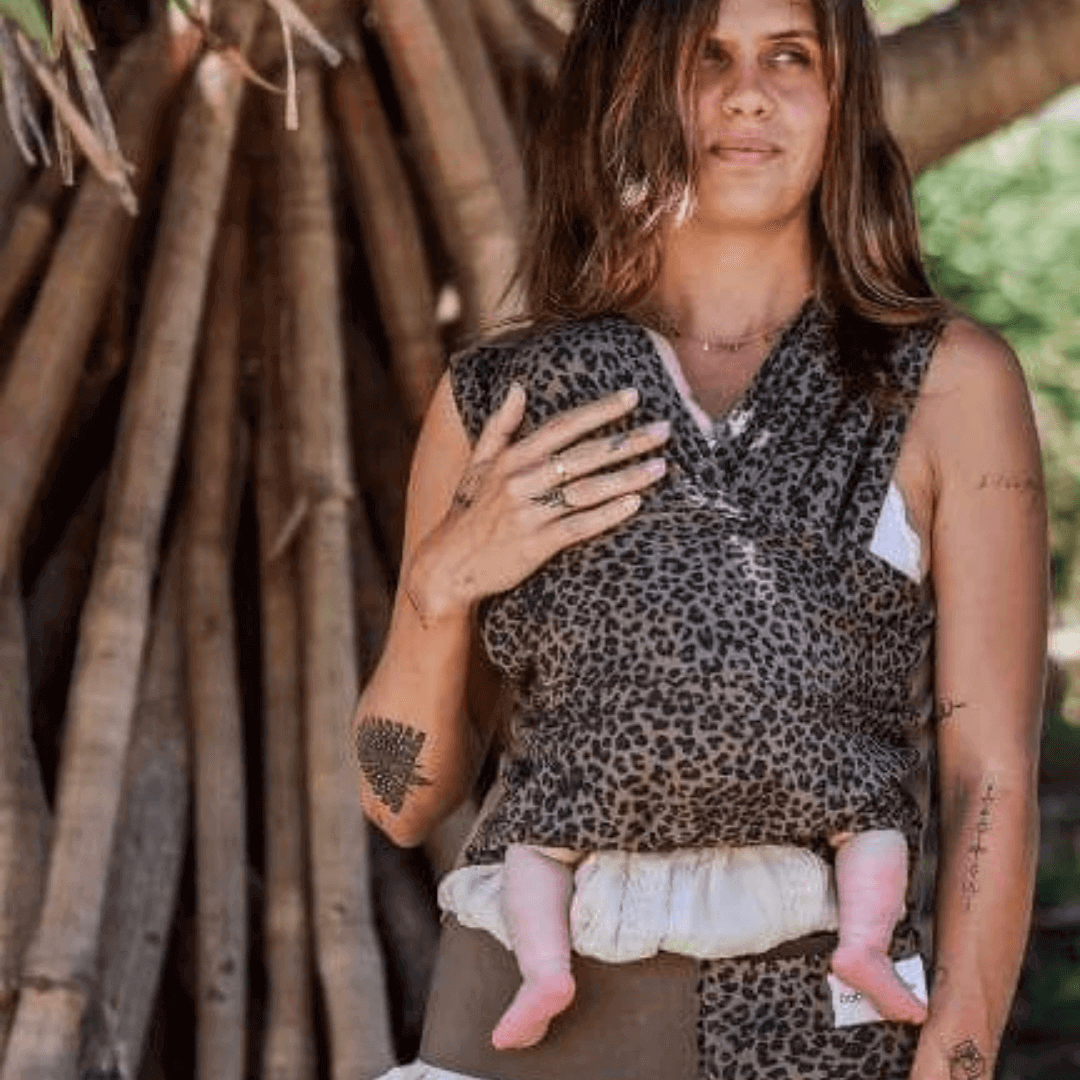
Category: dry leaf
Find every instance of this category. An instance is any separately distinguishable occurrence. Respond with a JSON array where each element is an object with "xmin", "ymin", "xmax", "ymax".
[
  {"xmin": 52, "ymin": 61, "xmax": 74, "ymax": 183},
  {"xmin": 15, "ymin": 29, "xmax": 136, "ymax": 213},
  {"xmin": 263, "ymin": 0, "xmax": 341, "ymax": 66},
  {"xmin": 0, "ymin": 19, "xmax": 50, "ymax": 165},
  {"xmin": 281, "ymin": 15, "xmax": 297, "ymax": 130}
]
